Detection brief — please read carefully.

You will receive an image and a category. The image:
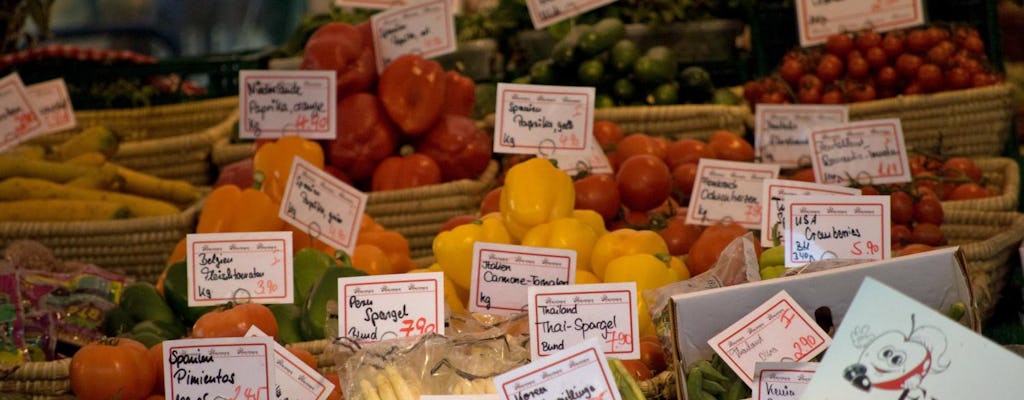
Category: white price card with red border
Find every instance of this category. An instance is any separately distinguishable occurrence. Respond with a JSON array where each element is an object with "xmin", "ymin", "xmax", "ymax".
[
  {"xmin": 548, "ymin": 138, "xmax": 613, "ymax": 175},
  {"xmin": 751, "ymin": 362, "xmax": 818, "ymax": 400},
  {"xmin": 371, "ymin": 0, "xmax": 457, "ymax": 71},
  {"xmin": 26, "ymin": 78, "xmax": 76, "ymax": 135},
  {"xmin": 707, "ymin": 290, "xmax": 831, "ymax": 387},
  {"xmin": 0, "ymin": 73, "xmax": 44, "ymax": 152},
  {"xmin": 760, "ymin": 179, "xmax": 861, "ymax": 247},
  {"xmin": 494, "ymin": 338, "xmax": 621, "ymax": 400},
  {"xmin": 795, "ymin": 0, "xmax": 925, "ymax": 47},
  {"xmin": 524, "ymin": 0, "xmax": 618, "ymax": 29},
  {"xmin": 754, "ymin": 104, "xmax": 847, "ymax": 169},
  {"xmin": 685, "ymin": 159, "xmax": 780, "ymax": 229},
  {"xmin": 278, "ymin": 157, "xmax": 367, "ymax": 255},
  {"xmin": 808, "ymin": 118, "xmax": 912, "ymax": 186},
  {"xmin": 185, "ymin": 231, "xmax": 293, "ymax": 307},
  {"xmin": 469, "ymin": 242, "xmax": 576, "ymax": 316},
  {"xmin": 246, "ymin": 326, "xmax": 336, "ymax": 400},
  {"xmin": 163, "ymin": 336, "xmax": 276, "ymax": 400},
  {"xmin": 238, "ymin": 70, "xmax": 336, "ymax": 139},
  {"xmin": 782, "ymin": 195, "xmax": 891, "ymax": 267},
  {"xmin": 338, "ymin": 272, "xmax": 445, "ymax": 342},
  {"xmin": 494, "ymin": 83, "xmax": 595, "ymax": 156},
  {"xmin": 527, "ymin": 283, "xmax": 640, "ymax": 361}
]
